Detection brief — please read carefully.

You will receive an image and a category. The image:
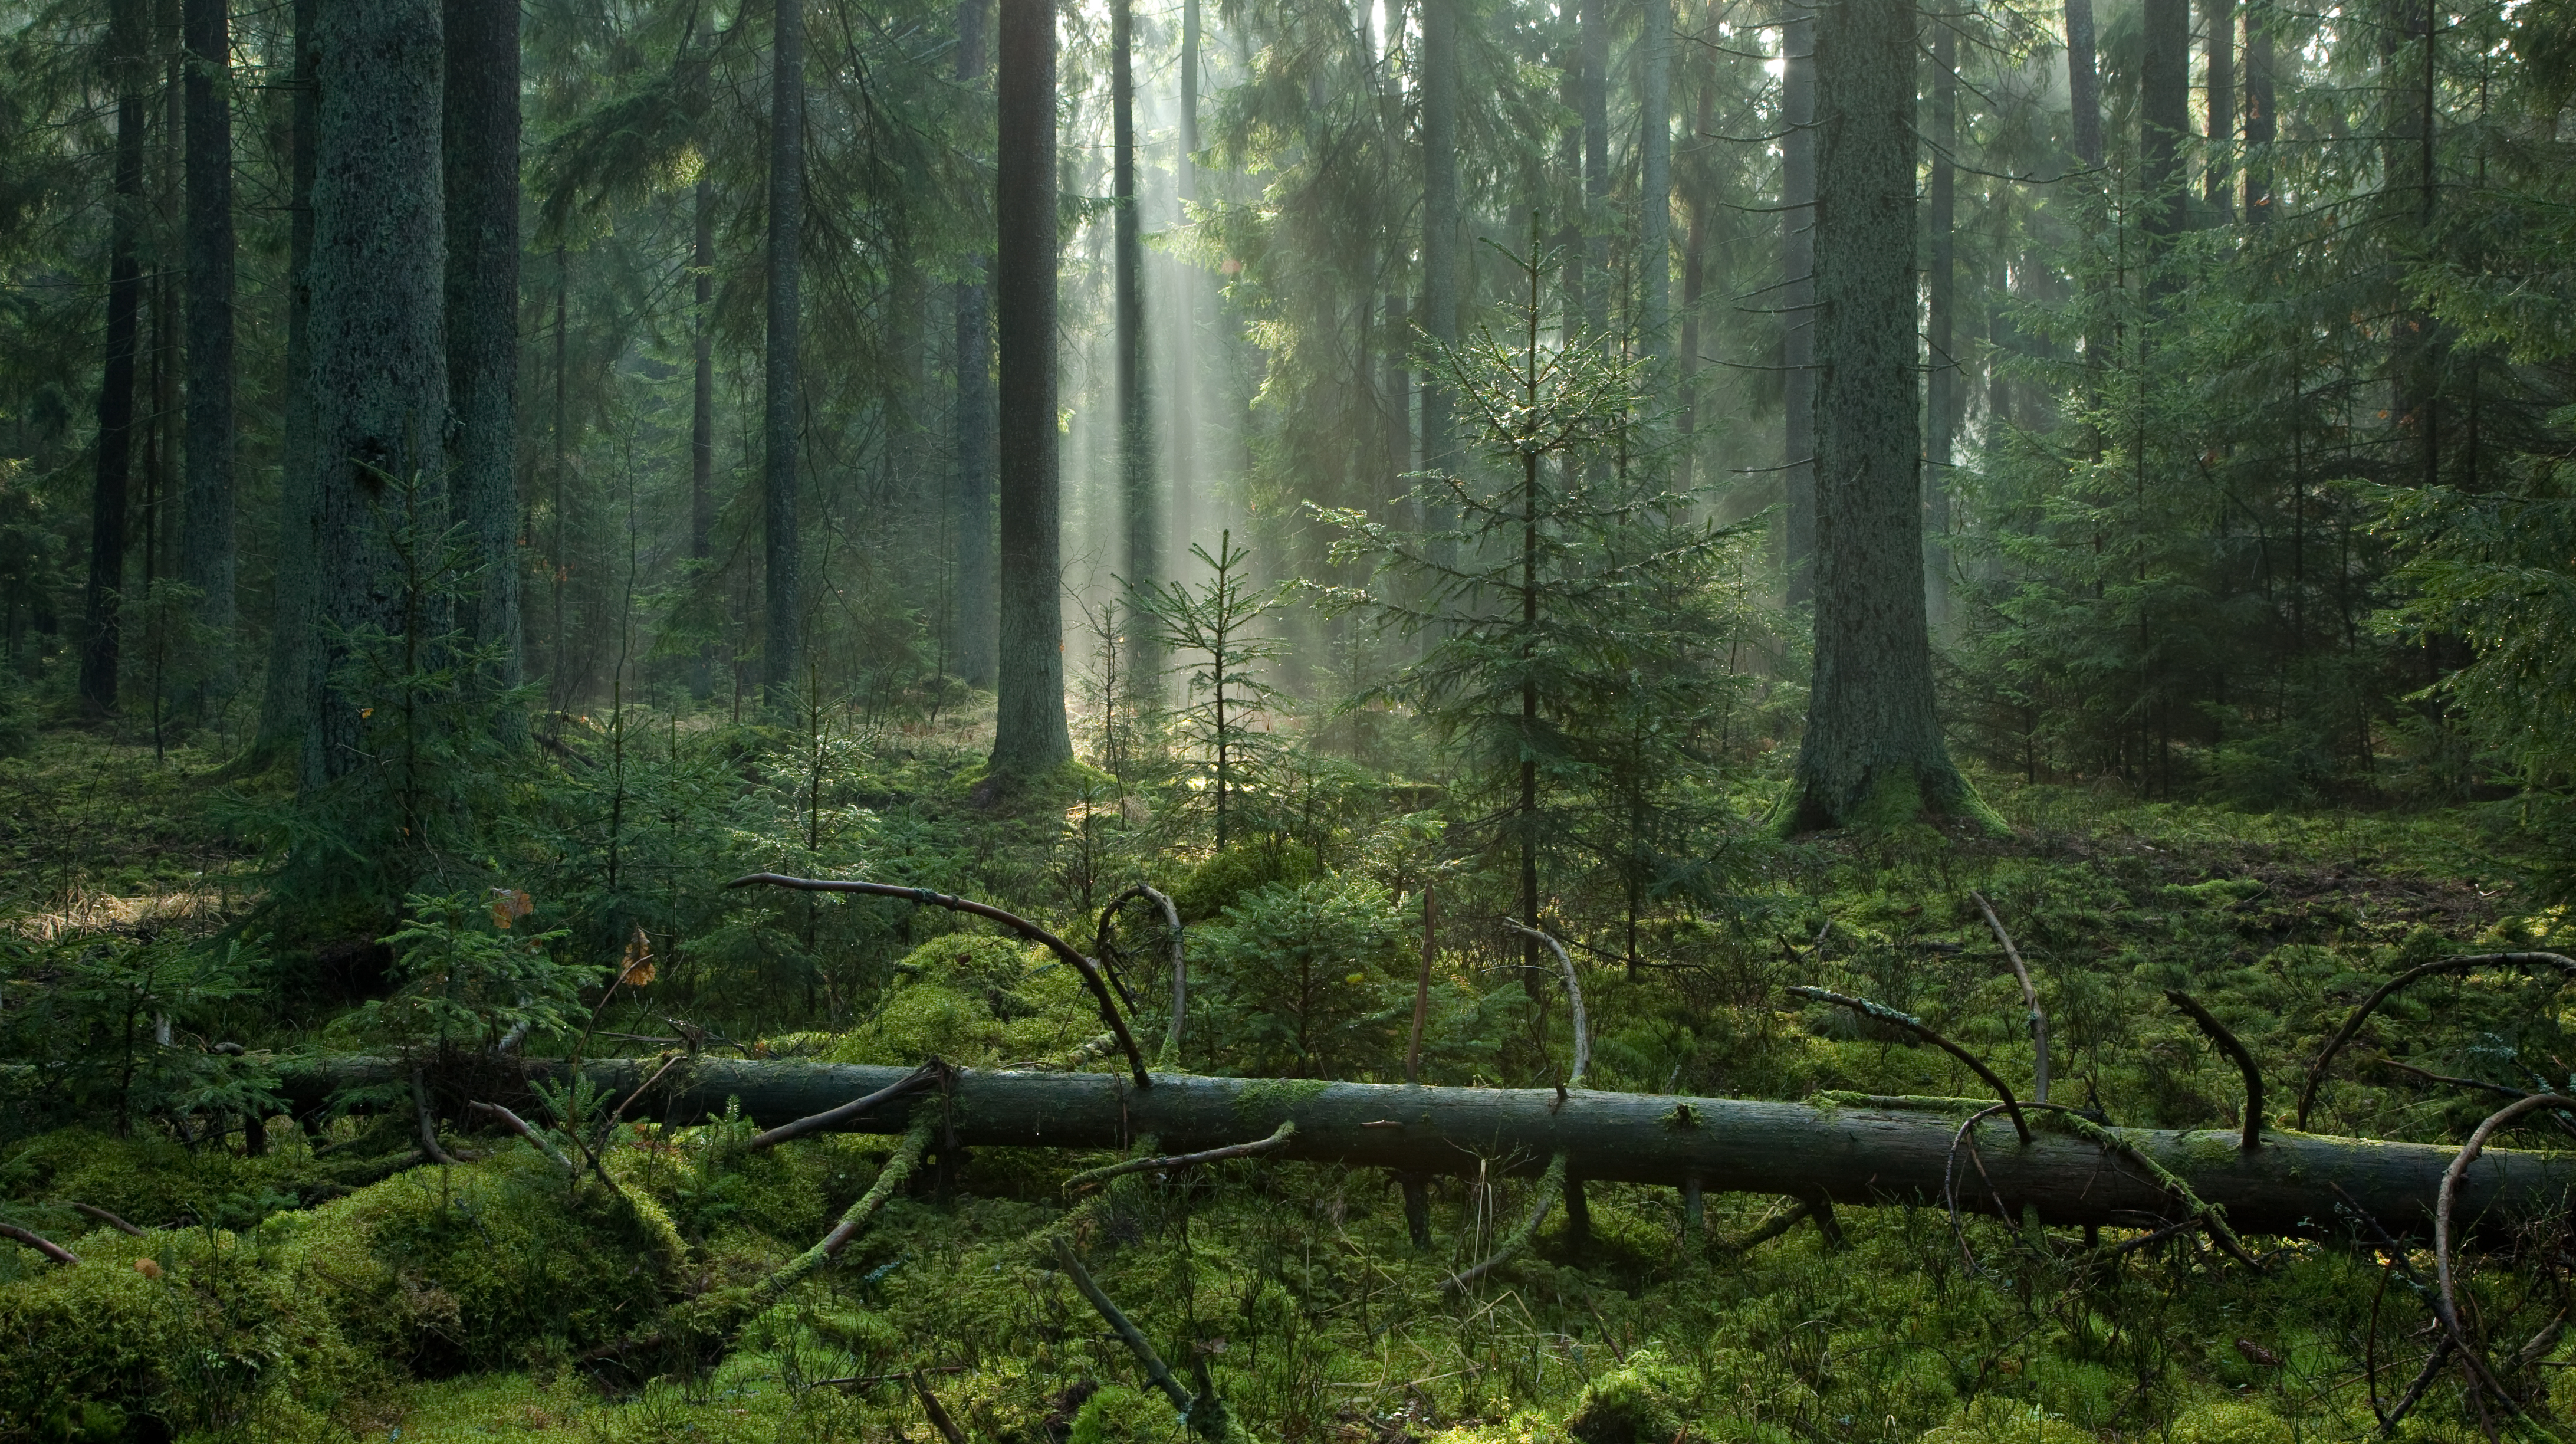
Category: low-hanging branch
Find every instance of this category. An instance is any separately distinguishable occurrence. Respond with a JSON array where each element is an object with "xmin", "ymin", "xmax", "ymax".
[
  {"xmin": 729, "ymin": 872, "xmax": 1152, "ymax": 1089},
  {"xmin": 271, "ymin": 1055, "xmax": 2576, "ymax": 1240}
]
